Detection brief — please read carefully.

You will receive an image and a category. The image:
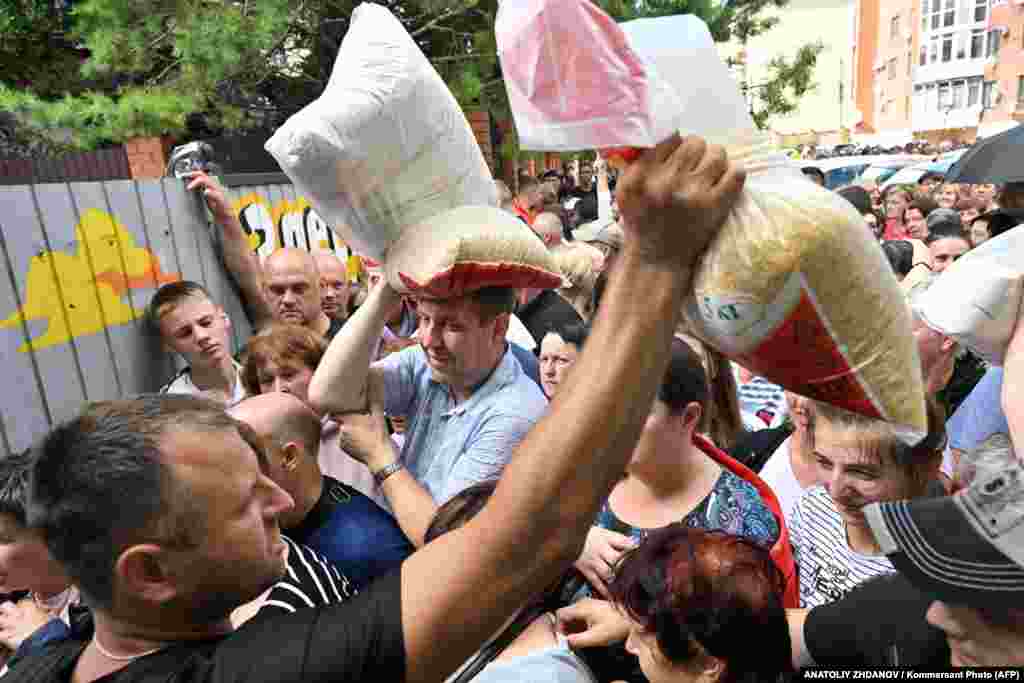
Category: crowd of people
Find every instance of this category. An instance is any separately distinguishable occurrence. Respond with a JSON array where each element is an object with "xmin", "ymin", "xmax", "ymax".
[{"xmin": 0, "ymin": 131, "xmax": 1021, "ymax": 683}]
